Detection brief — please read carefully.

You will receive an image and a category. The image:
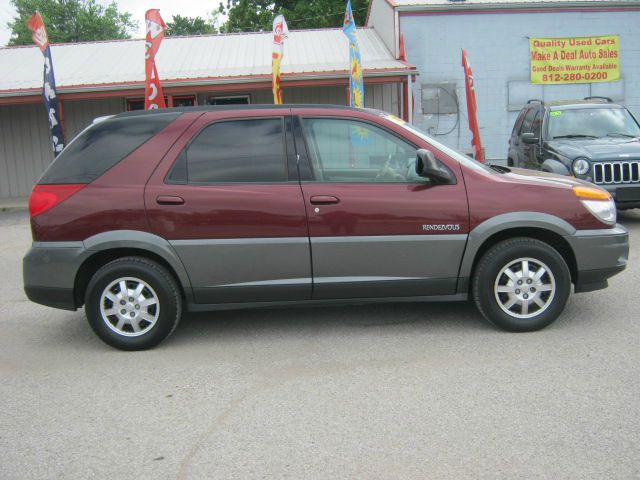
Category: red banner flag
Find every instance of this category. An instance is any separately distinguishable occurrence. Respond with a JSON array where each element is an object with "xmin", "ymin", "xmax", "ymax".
[
  {"xmin": 144, "ymin": 9, "xmax": 166, "ymax": 110},
  {"xmin": 27, "ymin": 12, "xmax": 65, "ymax": 156},
  {"xmin": 462, "ymin": 48, "xmax": 485, "ymax": 163}
]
